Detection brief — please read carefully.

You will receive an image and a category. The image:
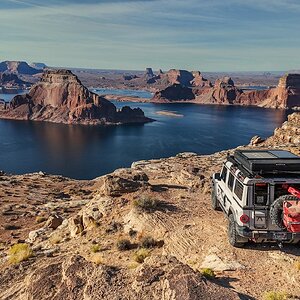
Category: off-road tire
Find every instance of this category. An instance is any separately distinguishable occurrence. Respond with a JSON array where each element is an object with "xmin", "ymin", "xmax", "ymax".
[
  {"xmin": 228, "ymin": 214, "xmax": 246, "ymax": 248},
  {"xmin": 211, "ymin": 187, "xmax": 221, "ymax": 211},
  {"xmin": 270, "ymin": 194, "xmax": 298, "ymax": 229}
]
